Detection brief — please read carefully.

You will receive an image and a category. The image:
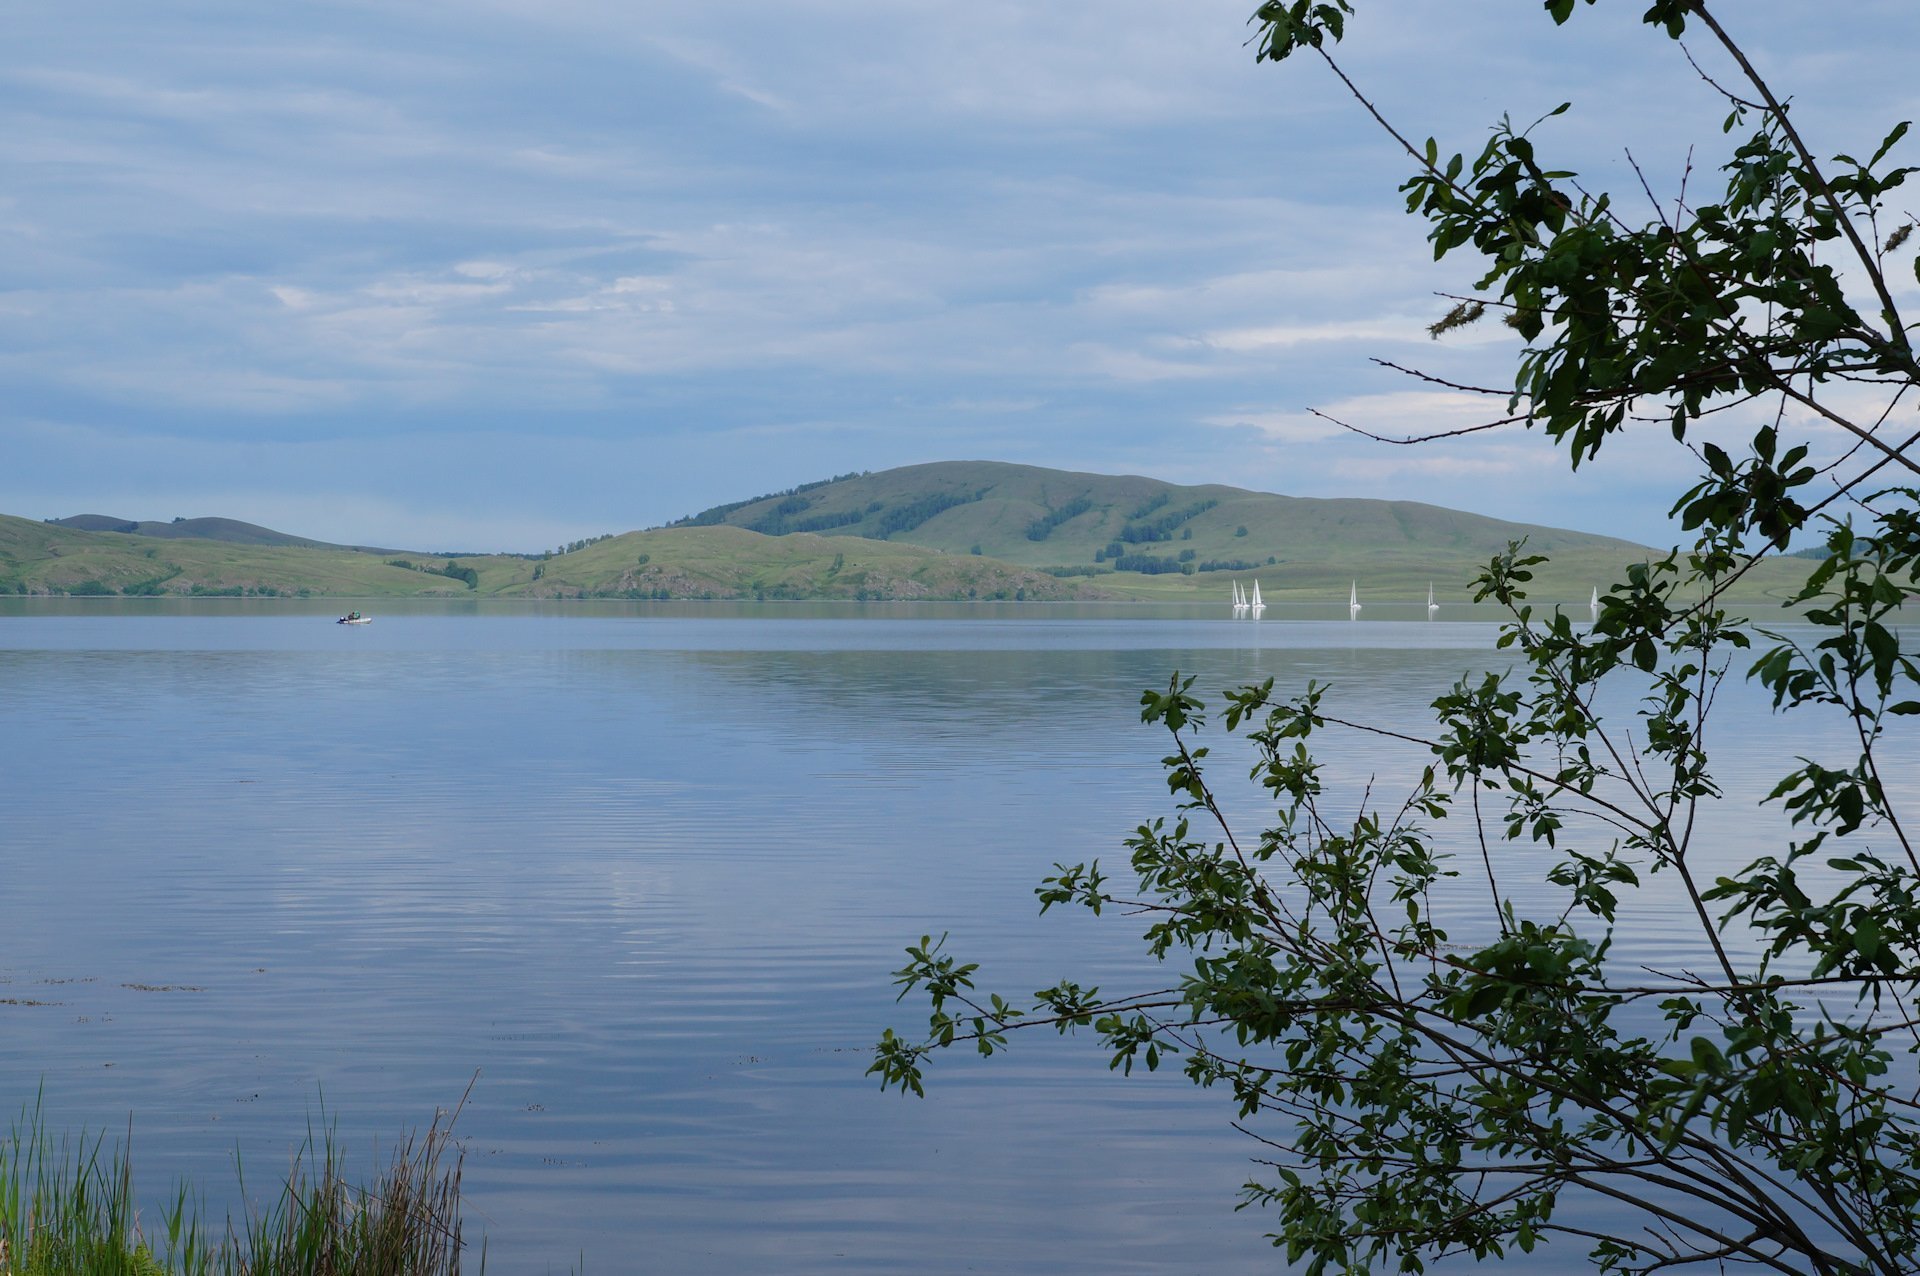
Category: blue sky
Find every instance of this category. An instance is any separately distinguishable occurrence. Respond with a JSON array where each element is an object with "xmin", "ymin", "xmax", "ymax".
[{"xmin": 6, "ymin": 1, "xmax": 1917, "ymax": 550}]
